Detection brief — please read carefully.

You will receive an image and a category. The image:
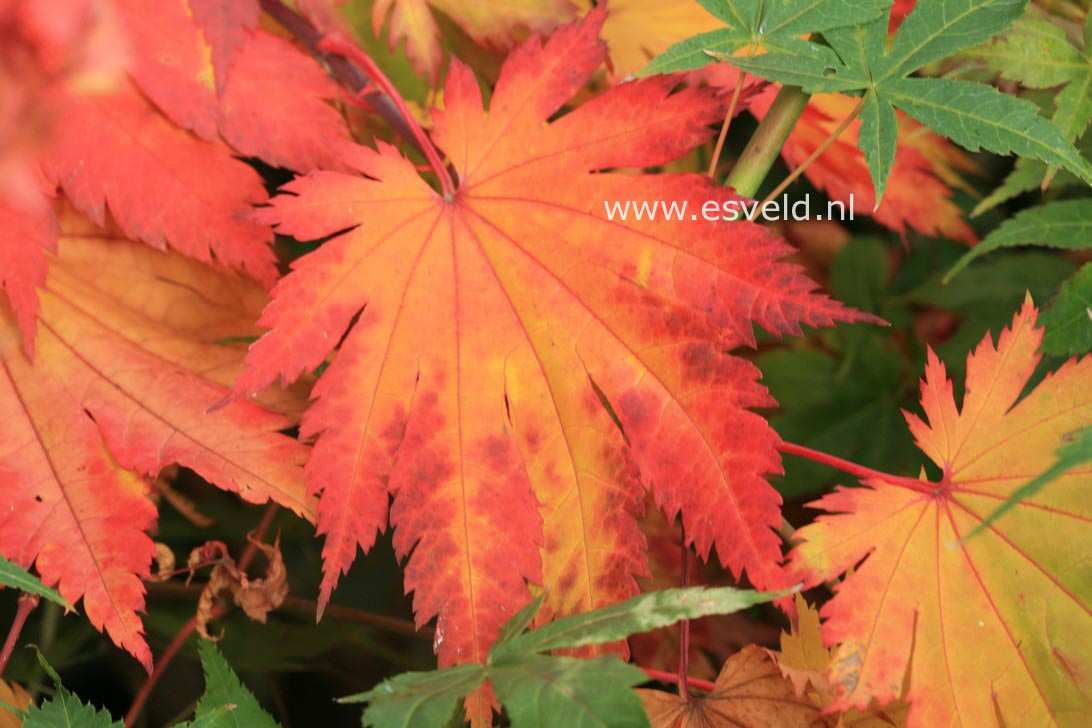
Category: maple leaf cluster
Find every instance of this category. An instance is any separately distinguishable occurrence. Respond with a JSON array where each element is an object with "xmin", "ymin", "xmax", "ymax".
[
  {"xmin": 0, "ymin": 0, "xmax": 870, "ymax": 674},
  {"xmin": 0, "ymin": 2, "xmax": 1089, "ymax": 727},
  {"xmin": 0, "ymin": 0, "xmax": 341, "ymax": 669}
]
